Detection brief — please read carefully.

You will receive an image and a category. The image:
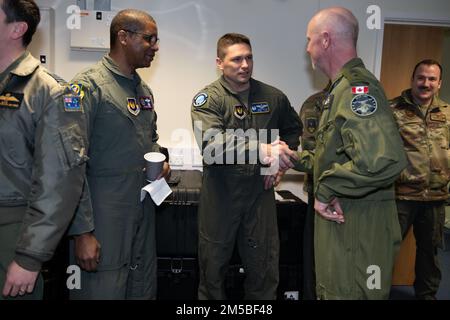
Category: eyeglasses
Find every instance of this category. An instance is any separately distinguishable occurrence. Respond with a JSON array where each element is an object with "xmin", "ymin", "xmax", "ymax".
[{"xmin": 123, "ymin": 29, "xmax": 159, "ymax": 46}]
